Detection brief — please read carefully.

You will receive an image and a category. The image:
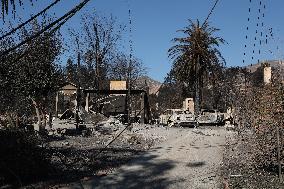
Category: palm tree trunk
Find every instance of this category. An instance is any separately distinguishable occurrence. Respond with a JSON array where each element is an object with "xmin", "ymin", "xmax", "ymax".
[{"xmin": 195, "ymin": 55, "xmax": 201, "ymax": 117}]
